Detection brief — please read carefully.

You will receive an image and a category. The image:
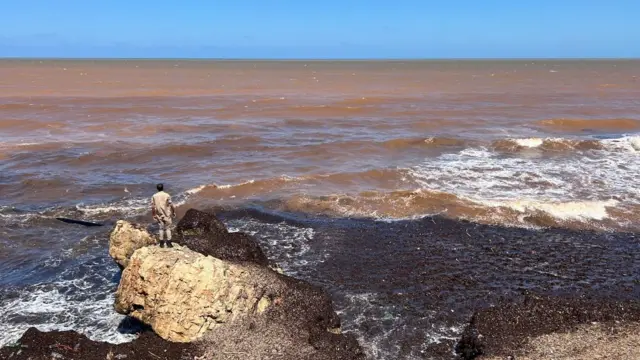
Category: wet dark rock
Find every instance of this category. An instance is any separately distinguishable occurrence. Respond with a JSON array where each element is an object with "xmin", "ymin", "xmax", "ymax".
[
  {"xmin": 174, "ymin": 208, "xmax": 270, "ymax": 266},
  {"xmin": 455, "ymin": 295, "xmax": 640, "ymax": 359},
  {"xmin": 175, "ymin": 208, "xmax": 229, "ymax": 237},
  {"xmin": 0, "ymin": 327, "xmax": 199, "ymax": 360}
]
